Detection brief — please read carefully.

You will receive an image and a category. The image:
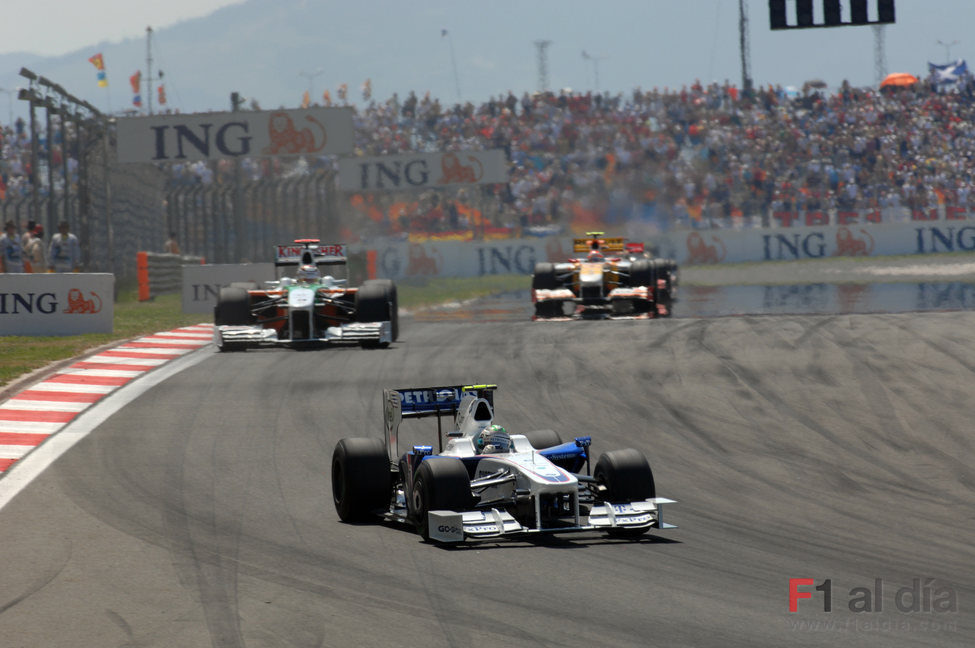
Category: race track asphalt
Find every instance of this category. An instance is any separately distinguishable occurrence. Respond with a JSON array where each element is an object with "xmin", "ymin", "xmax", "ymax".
[{"xmin": 0, "ymin": 308, "xmax": 972, "ymax": 647}]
